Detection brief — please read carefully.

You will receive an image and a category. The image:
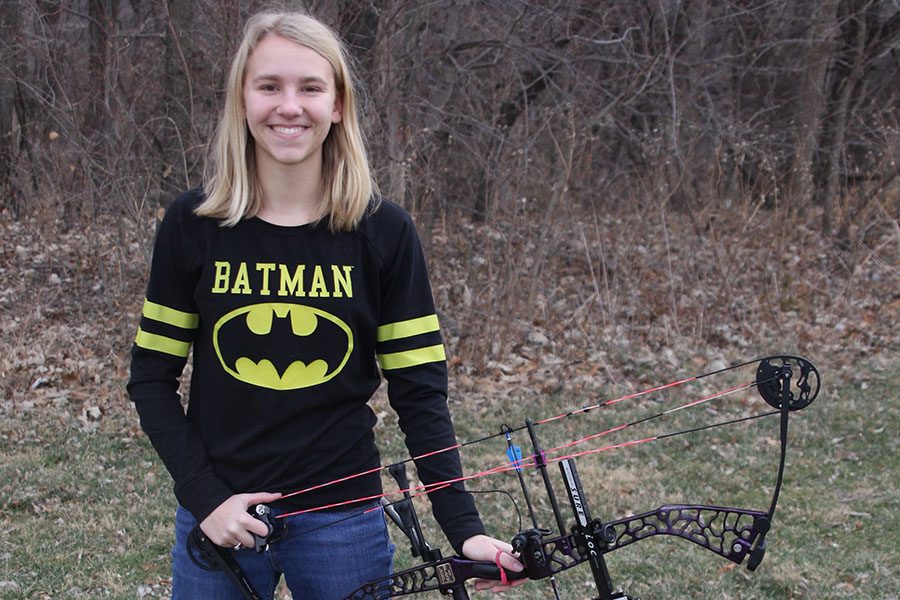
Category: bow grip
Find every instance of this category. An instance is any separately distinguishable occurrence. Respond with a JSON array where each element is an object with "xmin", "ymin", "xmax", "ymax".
[{"xmin": 468, "ymin": 562, "xmax": 530, "ymax": 582}]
